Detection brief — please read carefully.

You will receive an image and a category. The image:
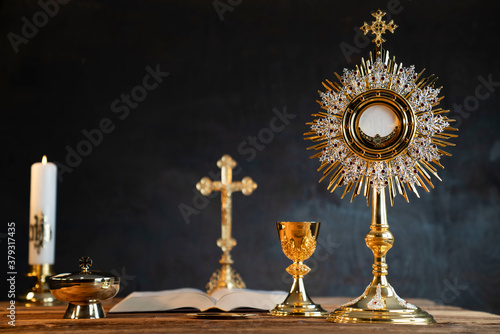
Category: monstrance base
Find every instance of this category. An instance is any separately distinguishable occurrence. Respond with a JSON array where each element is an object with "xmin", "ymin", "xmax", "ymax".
[{"xmin": 328, "ymin": 283, "xmax": 436, "ymax": 324}]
